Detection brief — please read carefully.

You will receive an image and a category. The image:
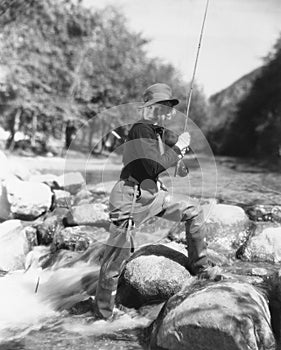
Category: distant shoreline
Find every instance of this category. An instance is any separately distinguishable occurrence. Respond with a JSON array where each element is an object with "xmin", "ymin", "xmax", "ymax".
[{"xmin": 6, "ymin": 152, "xmax": 122, "ymax": 174}]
